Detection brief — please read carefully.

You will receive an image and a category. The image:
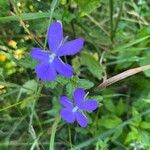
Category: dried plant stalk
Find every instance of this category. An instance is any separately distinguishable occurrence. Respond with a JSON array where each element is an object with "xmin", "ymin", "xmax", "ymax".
[{"xmin": 98, "ymin": 65, "xmax": 150, "ymax": 88}]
